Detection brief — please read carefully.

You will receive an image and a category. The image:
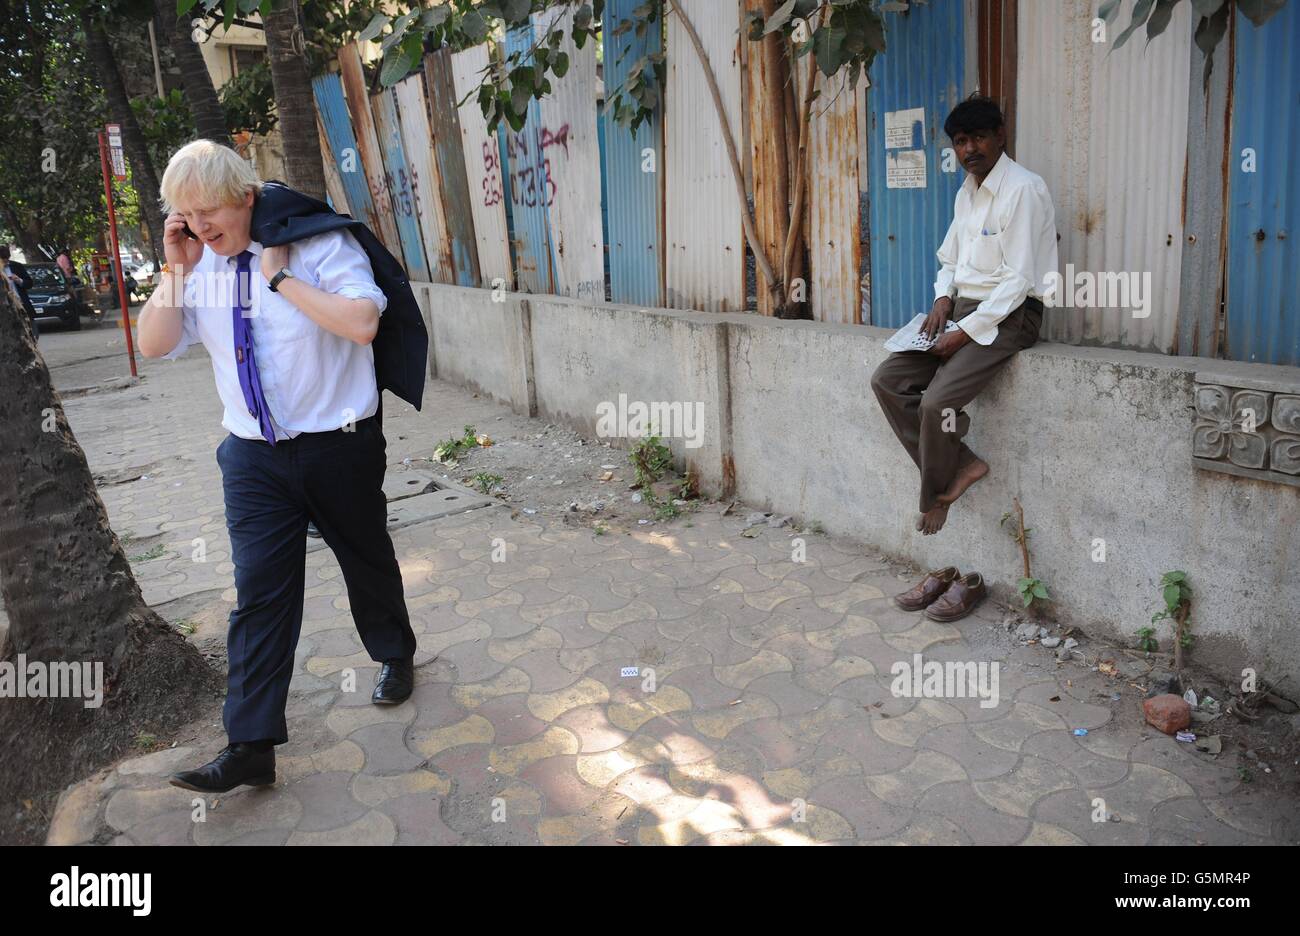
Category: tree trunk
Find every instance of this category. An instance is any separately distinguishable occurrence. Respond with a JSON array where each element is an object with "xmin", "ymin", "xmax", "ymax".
[
  {"xmin": 264, "ymin": 1, "xmax": 326, "ymax": 199},
  {"xmin": 154, "ymin": 0, "xmax": 230, "ymax": 144},
  {"xmin": 0, "ymin": 290, "xmax": 220, "ymax": 845},
  {"xmin": 83, "ymin": 14, "xmax": 167, "ymax": 266}
]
